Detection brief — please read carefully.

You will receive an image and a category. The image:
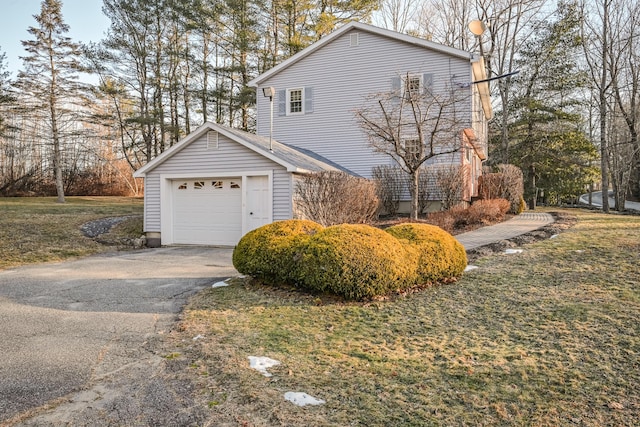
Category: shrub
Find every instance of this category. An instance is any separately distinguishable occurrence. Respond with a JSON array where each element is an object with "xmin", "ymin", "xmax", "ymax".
[
  {"xmin": 434, "ymin": 165, "xmax": 464, "ymax": 210},
  {"xmin": 372, "ymin": 165, "xmax": 405, "ymax": 216},
  {"xmin": 466, "ymin": 198, "xmax": 511, "ymax": 225},
  {"xmin": 297, "ymin": 224, "xmax": 417, "ymax": 300},
  {"xmin": 232, "ymin": 220, "xmax": 324, "ymax": 286},
  {"xmin": 425, "ymin": 210, "xmax": 455, "ymax": 233},
  {"xmin": 385, "ymin": 223, "xmax": 467, "ymax": 283},
  {"xmin": 294, "ymin": 171, "xmax": 379, "ymax": 226},
  {"xmin": 478, "ymin": 164, "xmax": 524, "ymax": 214}
]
